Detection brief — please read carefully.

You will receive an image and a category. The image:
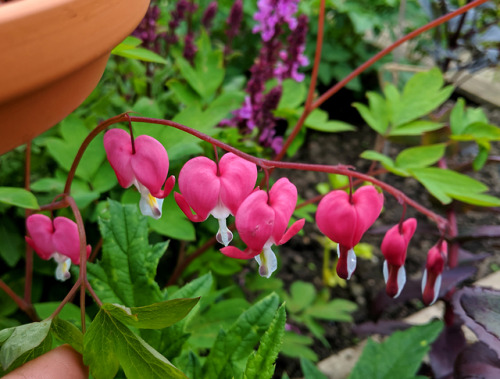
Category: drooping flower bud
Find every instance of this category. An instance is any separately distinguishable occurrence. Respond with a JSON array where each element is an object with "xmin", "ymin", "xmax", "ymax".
[
  {"xmin": 175, "ymin": 153, "xmax": 257, "ymax": 246},
  {"xmin": 422, "ymin": 241, "xmax": 447, "ymax": 306},
  {"xmin": 221, "ymin": 178, "xmax": 305, "ymax": 277},
  {"xmin": 316, "ymin": 185, "xmax": 384, "ymax": 280},
  {"xmin": 25, "ymin": 214, "xmax": 91, "ymax": 281},
  {"xmin": 381, "ymin": 218, "xmax": 417, "ymax": 298},
  {"xmin": 104, "ymin": 128, "xmax": 175, "ymax": 219}
]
